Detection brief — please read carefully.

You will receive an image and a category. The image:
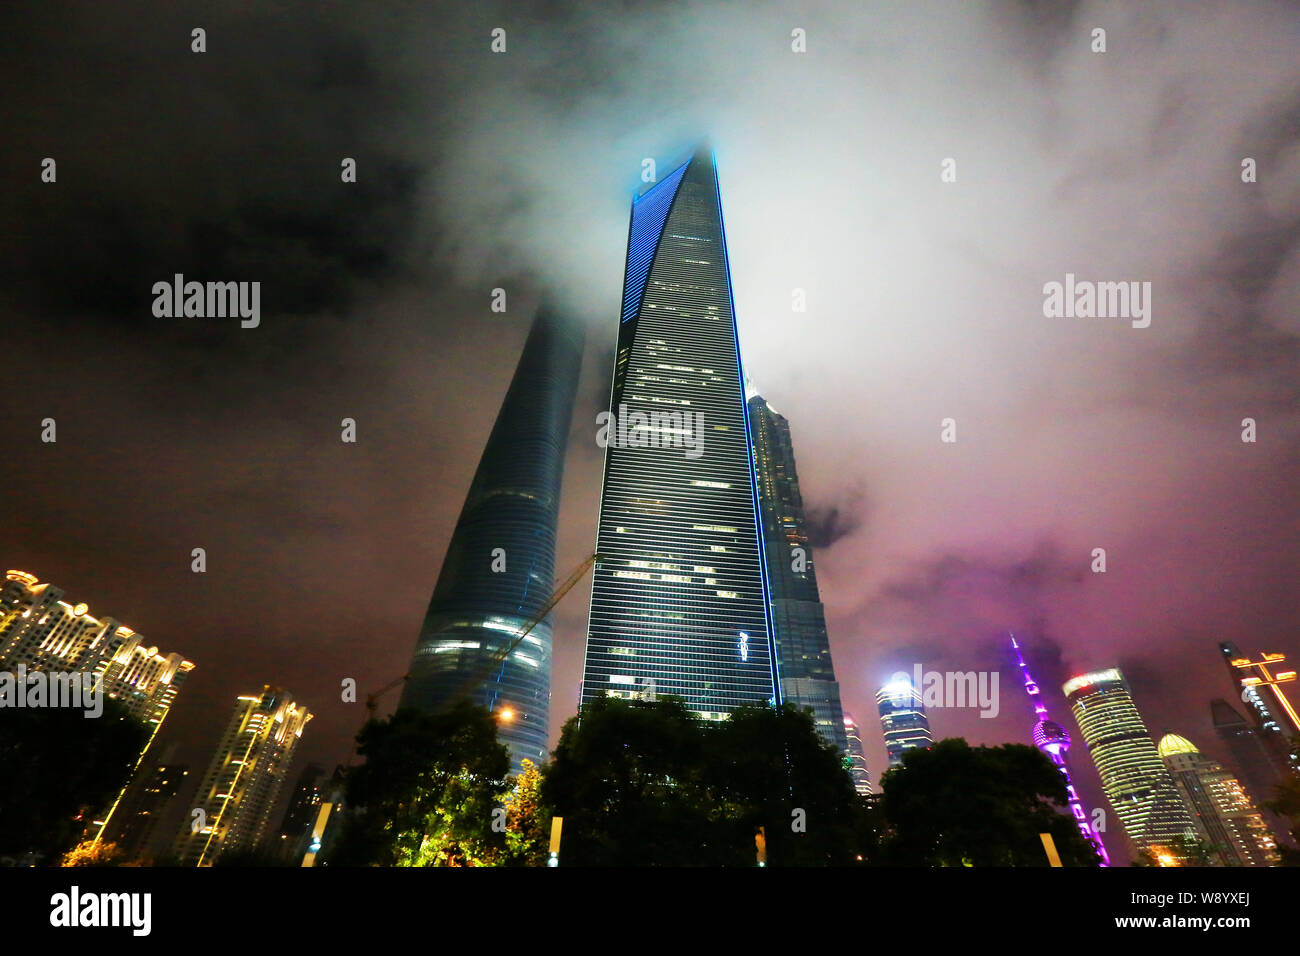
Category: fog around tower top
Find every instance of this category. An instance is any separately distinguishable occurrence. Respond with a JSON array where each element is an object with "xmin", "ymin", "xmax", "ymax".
[{"xmin": 1, "ymin": 0, "xmax": 1297, "ymax": 788}]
